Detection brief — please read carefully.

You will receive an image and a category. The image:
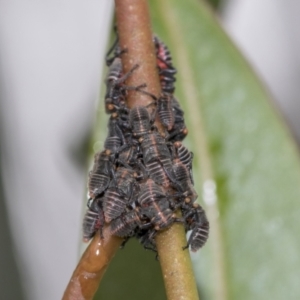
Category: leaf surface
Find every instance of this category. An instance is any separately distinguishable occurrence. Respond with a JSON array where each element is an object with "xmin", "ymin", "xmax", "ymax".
[{"xmin": 150, "ymin": 0, "xmax": 300, "ymax": 299}]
